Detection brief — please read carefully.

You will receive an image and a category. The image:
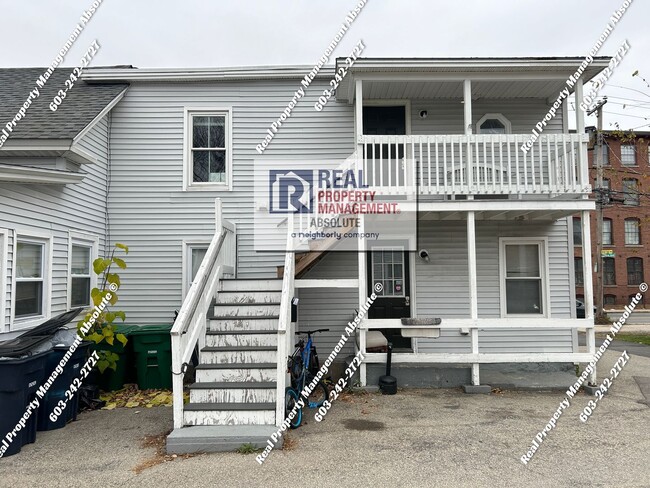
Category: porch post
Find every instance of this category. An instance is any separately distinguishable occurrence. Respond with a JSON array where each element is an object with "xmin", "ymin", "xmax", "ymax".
[
  {"xmin": 581, "ymin": 209, "xmax": 596, "ymax": 384},
  {"xmin": 574, "ymin": 78, "xmax": 589, "ymax": 189},
  {"xmin": 467, "ymin": 210, "xmax": 479, "ymax": 385},
  {"xmin": 355, "ymin": 78, "xmax": 368, "ymax": 386},
  {"xmin": 463, "ymin": 80, "xmax": 472, "ymax": 134}
]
